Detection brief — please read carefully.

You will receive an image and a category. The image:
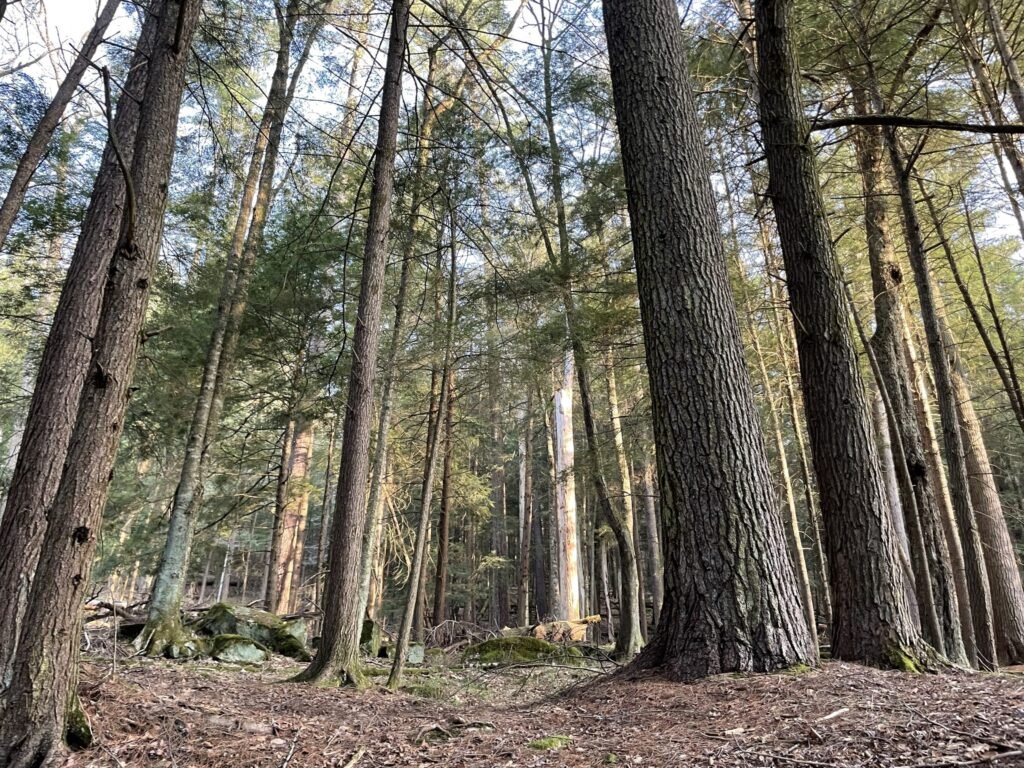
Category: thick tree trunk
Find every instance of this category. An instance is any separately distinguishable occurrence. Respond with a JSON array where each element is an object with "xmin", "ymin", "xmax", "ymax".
[
  {"xmin": 0, "ymin": 0, "xmax": 120, "ymax": 250},
  {"xmin": 0, "ymin": 6, "xmax": 158, "ymax": 690},
  {"xmin": 755, "ymin": 0, "xmax": 926, "ymax": 665},
  {"xmin": 296, "ymin": 0, "xmax": 410, "ymax": 686},
  {"xmin": 265, "ymin": 418, "xmax": 298, "ymax": 610},
  {"xmin": 315, "ymin": 415, "xmax": 339, "ymax": 613},
  {"xmin": 603, "ymin": 0, "xmax": 814, "ymax": 678},
  {"xmin": 0, "ymin": 0, "xmax": 201, "ymax": 760}
]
